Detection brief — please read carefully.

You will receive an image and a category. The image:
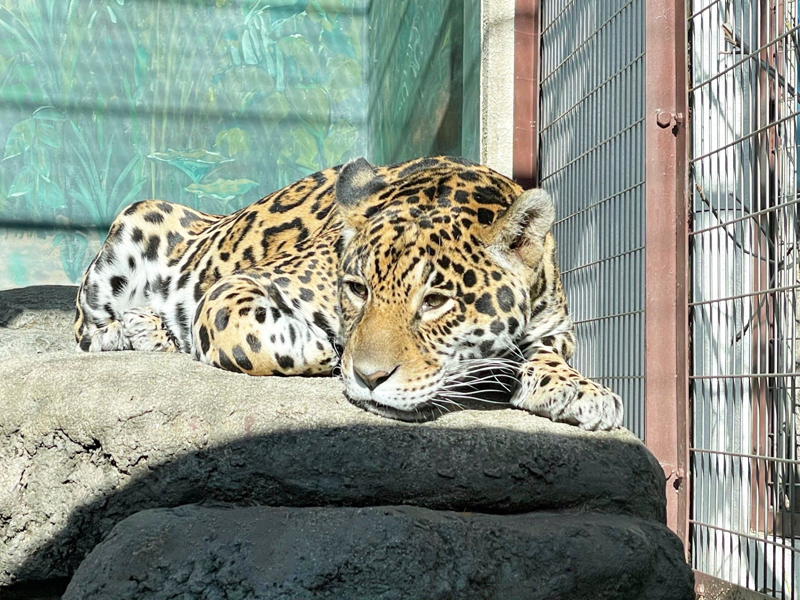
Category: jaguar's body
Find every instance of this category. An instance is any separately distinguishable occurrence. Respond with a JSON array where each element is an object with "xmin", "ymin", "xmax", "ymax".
[{"xmin": 74, "ymin": 156, "xmax": 622, "ymax": 430}]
